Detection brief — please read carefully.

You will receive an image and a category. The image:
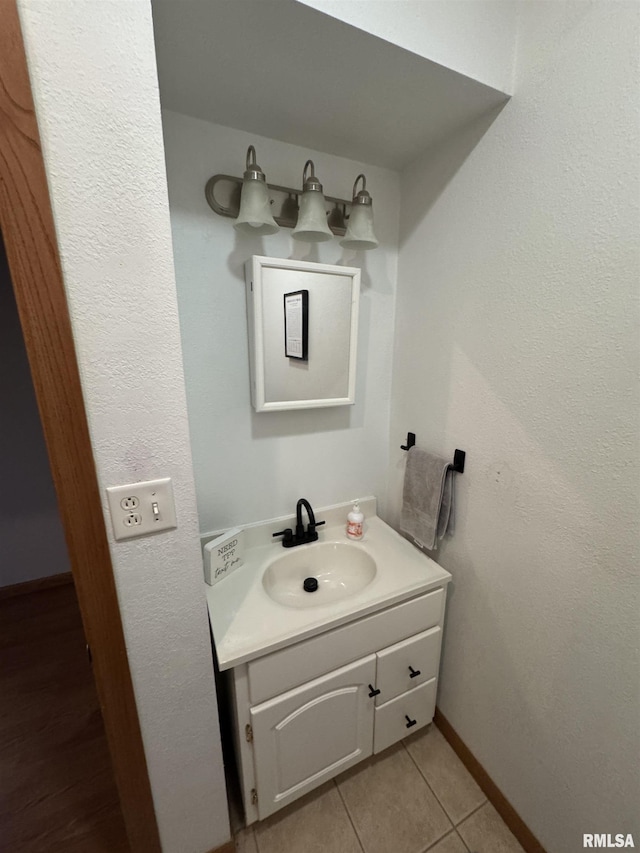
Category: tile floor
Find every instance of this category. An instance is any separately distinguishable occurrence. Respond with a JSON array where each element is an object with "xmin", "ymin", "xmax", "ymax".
[{"xmin": 234, "ymin": 723, "xmax": 525, "ymax": 853}]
